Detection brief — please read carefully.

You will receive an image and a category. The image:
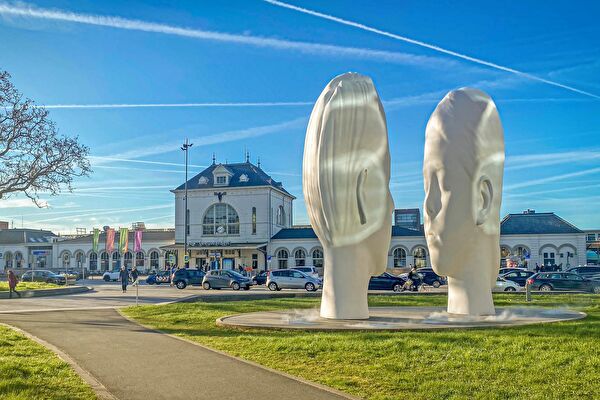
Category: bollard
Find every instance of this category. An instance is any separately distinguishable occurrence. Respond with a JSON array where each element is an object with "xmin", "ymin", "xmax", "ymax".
[{"xmin": 525, "ymin": 282, "xmax": 531, "ymax": 302}]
